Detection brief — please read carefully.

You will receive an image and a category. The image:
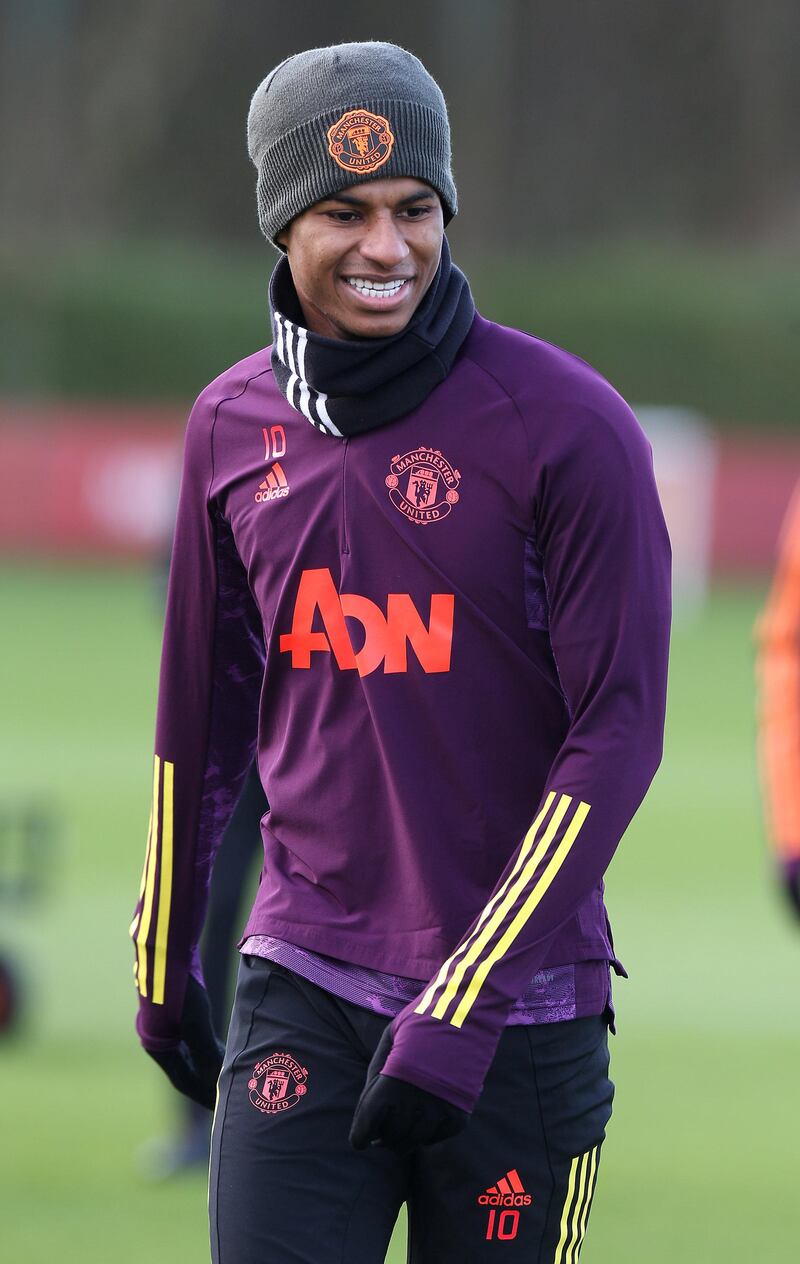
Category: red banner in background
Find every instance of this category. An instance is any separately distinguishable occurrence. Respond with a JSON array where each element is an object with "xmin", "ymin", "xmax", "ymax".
[
  {"xmin": 711, "ymin": 436, "xmax": 800, "ymax": 576},
  {"xmin": 1, "ymin": 403, "xmax": 799, "ymax": 572},
  {"xmin": 0, "ymin": 404, "xmax": 183, "ymax": 558}
]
